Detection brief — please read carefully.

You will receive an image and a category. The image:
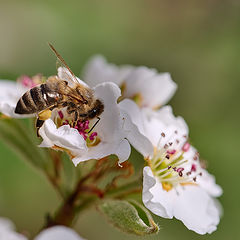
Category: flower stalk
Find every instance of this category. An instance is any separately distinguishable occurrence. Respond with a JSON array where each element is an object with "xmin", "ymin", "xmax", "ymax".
[{"xmin": 44, "ymin": 156, "xmax": 140, "ymax": 228}]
